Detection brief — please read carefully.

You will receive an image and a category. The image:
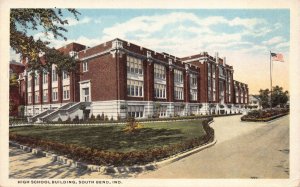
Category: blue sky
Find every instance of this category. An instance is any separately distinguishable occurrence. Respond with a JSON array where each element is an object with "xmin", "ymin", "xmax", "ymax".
[
  {"xmin": 11, "ymin": 9, "xmax": 290, "ymax": 93},
  {"xmin": 25, "ymin": 9, "xmax": 289, "ymax": 56}
]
